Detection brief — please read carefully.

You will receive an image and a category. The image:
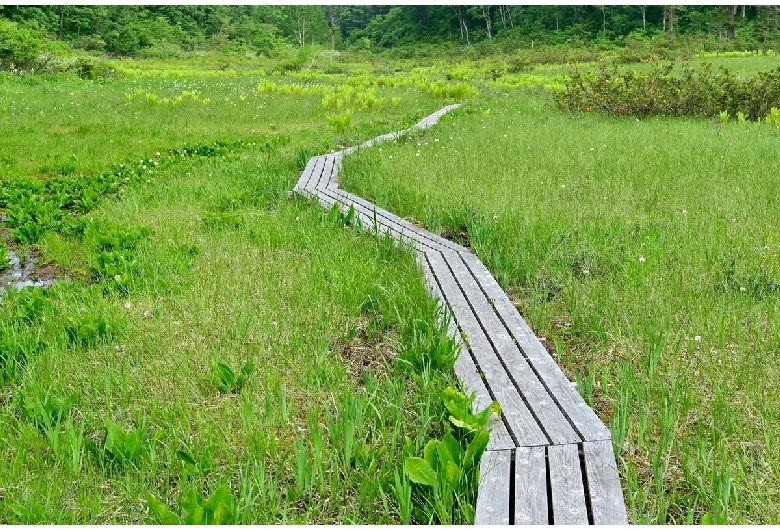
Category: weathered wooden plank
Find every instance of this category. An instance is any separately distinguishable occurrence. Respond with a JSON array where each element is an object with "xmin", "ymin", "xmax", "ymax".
[
  {"xmin": 445, "ymin": 252, "xmax": 580, "ymax": 445},
  {"xmin": 515, "ymin": 446, "xmax": 549, "ymax": 525},
  {"xmin": 426, "ymin": 251, "xmax": 548, "ymax": 447},
  {"xmin": 548, "ymin": 444, "xmax": 588, "ymax": 525},
  {"xmin": 294, "ymin": 155, "xmax": 319, "ymax": 192},
  {"xmin": 304, "ymin": 155, "xmax": 326, "ymax": 191},
  {"xmin": 314, "ymin": 154, "xmax": 336, "ymax": 191},
  {"xmin": 583, "ymin": 440, "xmax": 628, "ymax": 525},
  {"xmin": 459, "ymin": 251, "xmax": 611, "ymax": 442},
  {"xmin": 323, "ymin": 189, "xmax": 448, "ymax": 254},
  {"xmin": 475, "ymin": 450, "xmax": 511, "ymax": 525},
  {"xmin": 416, "ymin": 254, "xmax": 514, "ymax": 451},
  {"xmin": 333, "ymin": 188, "xmax": 467, "ymax": 252}
]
